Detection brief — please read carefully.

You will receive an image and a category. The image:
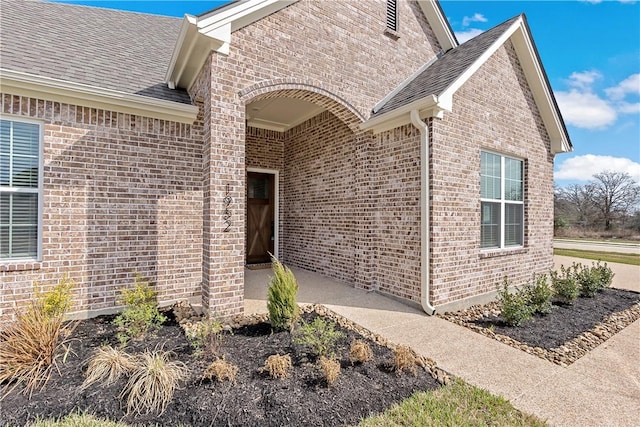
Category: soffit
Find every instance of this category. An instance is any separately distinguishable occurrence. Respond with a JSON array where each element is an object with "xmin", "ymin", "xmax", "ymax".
[{"xmin": 246, "ymin": 98, "xmax": 325, "ymax": 132}]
